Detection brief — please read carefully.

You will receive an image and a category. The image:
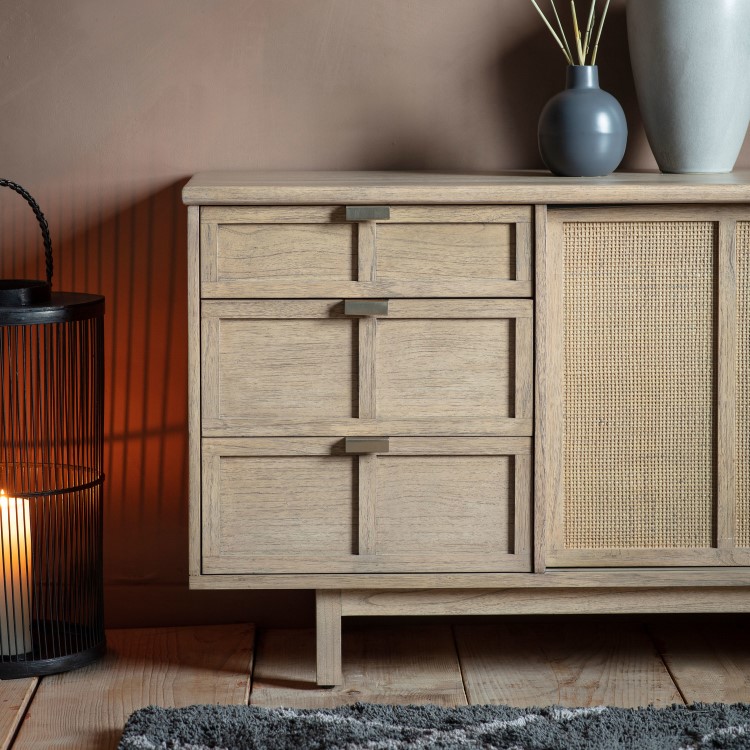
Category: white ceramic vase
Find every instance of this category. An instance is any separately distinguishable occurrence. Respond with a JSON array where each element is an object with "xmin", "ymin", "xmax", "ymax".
[{"xmin": 627, "ymin": 0, "xmax": 750, "ymax": 173}]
